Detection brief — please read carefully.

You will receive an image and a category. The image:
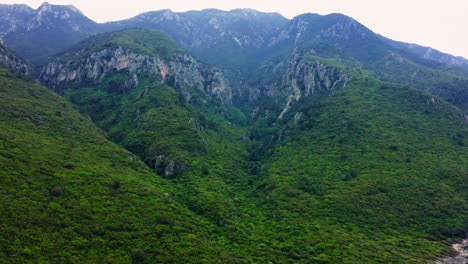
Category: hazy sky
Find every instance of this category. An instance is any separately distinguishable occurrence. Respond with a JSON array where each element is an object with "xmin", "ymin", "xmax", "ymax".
[{"xmin": 1, "ymin": 0, "xmax": 467, "ymax": 59}]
